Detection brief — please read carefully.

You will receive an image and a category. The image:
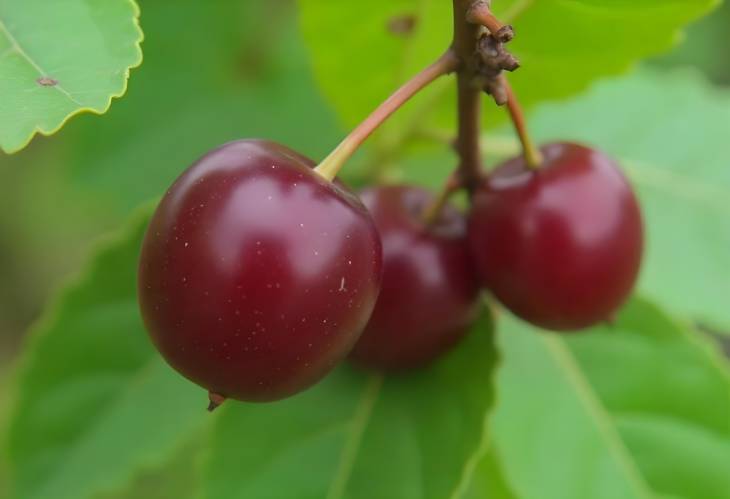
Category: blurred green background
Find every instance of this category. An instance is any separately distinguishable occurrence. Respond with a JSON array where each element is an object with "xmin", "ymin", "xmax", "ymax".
[{"xmin": 1, "ymin": 0, "xmax": 729, "ymax": 497}]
